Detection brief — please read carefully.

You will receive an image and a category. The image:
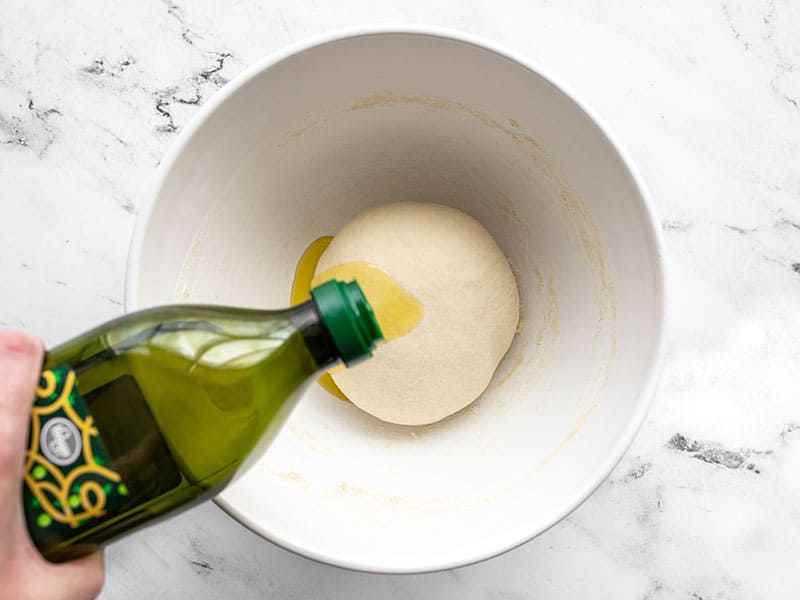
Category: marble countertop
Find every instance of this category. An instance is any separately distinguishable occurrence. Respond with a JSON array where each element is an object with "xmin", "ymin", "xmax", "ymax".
[{"xmin": 2, "ymin": 1, "xmax": 799, "ymax": 598}]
